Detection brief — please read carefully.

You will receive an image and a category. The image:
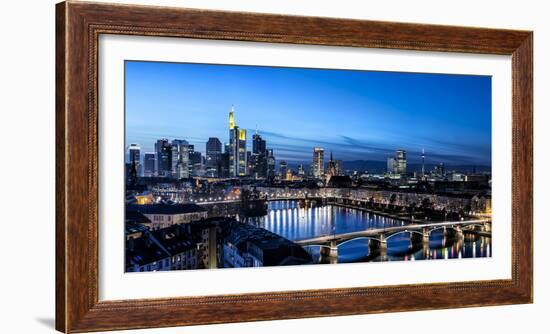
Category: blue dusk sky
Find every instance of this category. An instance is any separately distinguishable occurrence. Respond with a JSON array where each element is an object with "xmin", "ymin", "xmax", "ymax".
[{"xmin": 125, "ymin": 60, "xmax": 491, "ymax": 167}]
